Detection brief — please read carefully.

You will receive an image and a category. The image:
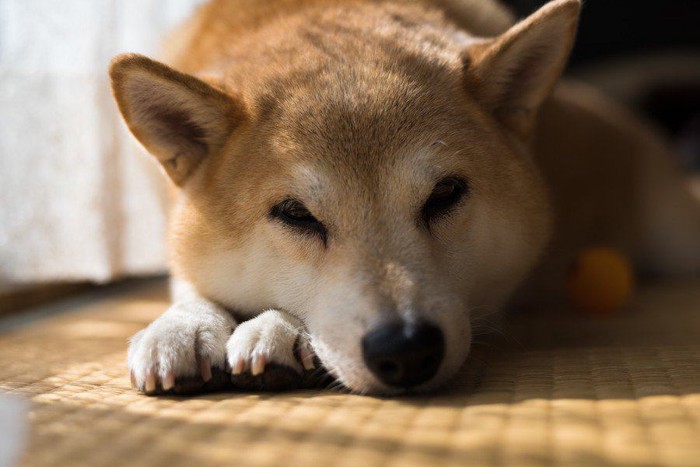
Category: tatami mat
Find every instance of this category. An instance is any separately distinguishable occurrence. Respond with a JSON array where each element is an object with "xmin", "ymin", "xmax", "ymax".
[{"xmin": 1, "ymin": 279, "xmax": 699, "ymax": 466}]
